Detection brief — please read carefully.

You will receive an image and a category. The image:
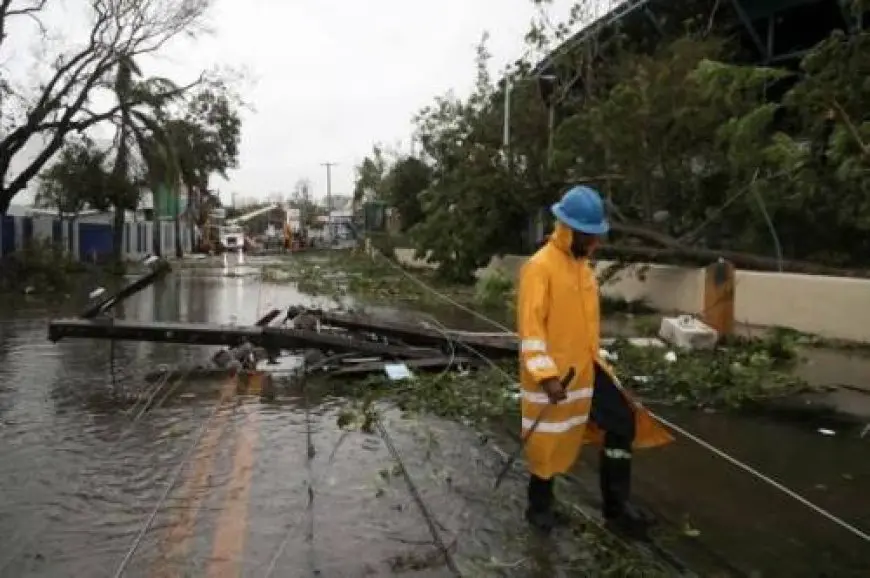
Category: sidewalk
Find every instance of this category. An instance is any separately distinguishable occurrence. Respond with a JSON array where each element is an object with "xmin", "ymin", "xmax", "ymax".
[{"xmin": 795, "ymin": 347, "xmax": 870, "ymax": 420}]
